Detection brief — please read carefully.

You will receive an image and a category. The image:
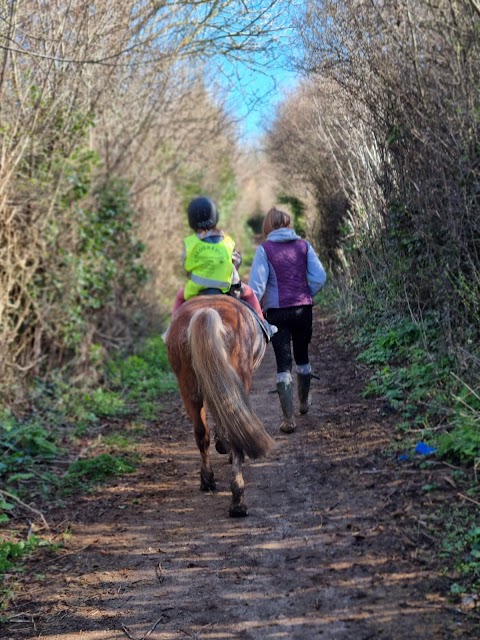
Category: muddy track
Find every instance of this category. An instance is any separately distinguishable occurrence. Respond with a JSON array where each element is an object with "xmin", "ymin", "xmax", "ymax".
[{"xmin": 4, "ymin": 311, "xmax": 477, "ymax": 639}]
